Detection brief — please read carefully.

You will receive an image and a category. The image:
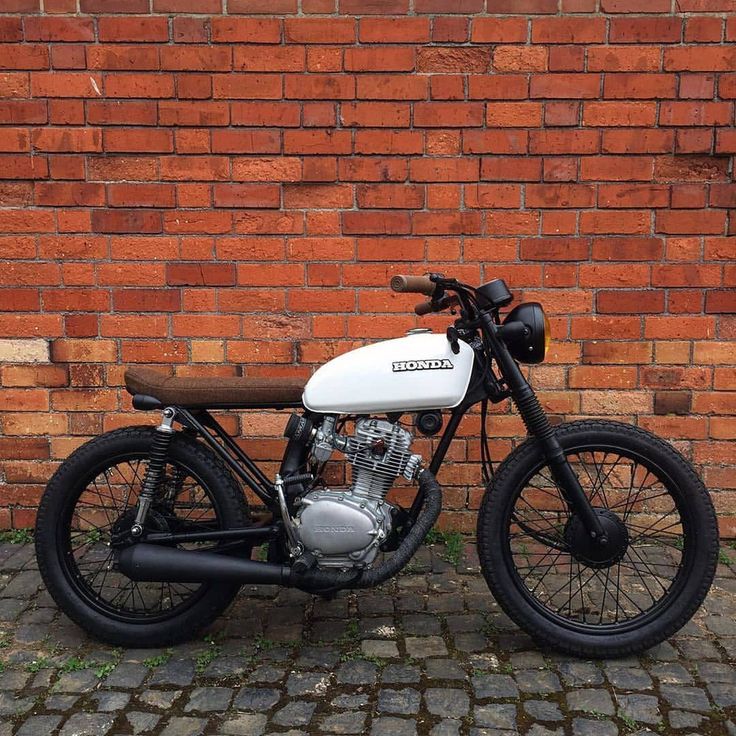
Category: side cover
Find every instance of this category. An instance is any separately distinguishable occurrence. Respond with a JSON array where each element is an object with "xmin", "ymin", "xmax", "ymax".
[{"xmin": 302, "ymin": 332, "xmax": 475, "ymax": 414}]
